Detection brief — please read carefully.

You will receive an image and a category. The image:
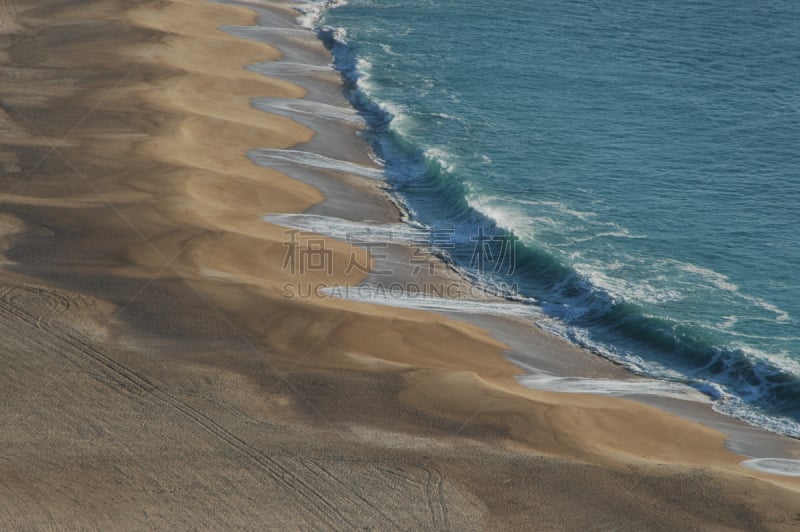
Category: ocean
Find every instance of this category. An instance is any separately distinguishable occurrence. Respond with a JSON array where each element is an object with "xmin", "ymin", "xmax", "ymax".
[{"xmin": 299, "ymin": 0, "xmax": 800, "ymax": 437}]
